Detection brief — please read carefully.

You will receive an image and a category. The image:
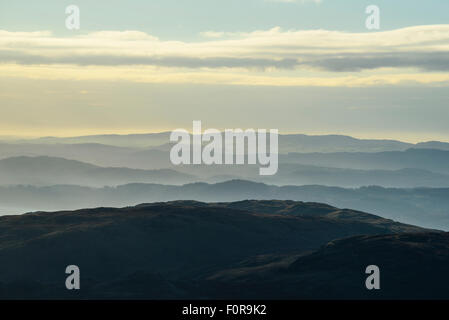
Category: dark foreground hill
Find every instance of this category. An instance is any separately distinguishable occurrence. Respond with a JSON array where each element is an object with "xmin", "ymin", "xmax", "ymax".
[
  {"xmin": 0, "ymin": 200, "xmax": 442, "ymax": 299},
  {"xmin": 202, "ymin": 232, "xmax": 449, "ymax": 299}
]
